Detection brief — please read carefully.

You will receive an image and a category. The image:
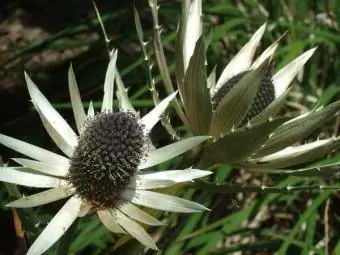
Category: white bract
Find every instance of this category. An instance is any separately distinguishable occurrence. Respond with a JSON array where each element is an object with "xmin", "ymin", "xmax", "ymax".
[{"xmin": 0, "ymin": 50, "xmax": 212, "ymax": 254}]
